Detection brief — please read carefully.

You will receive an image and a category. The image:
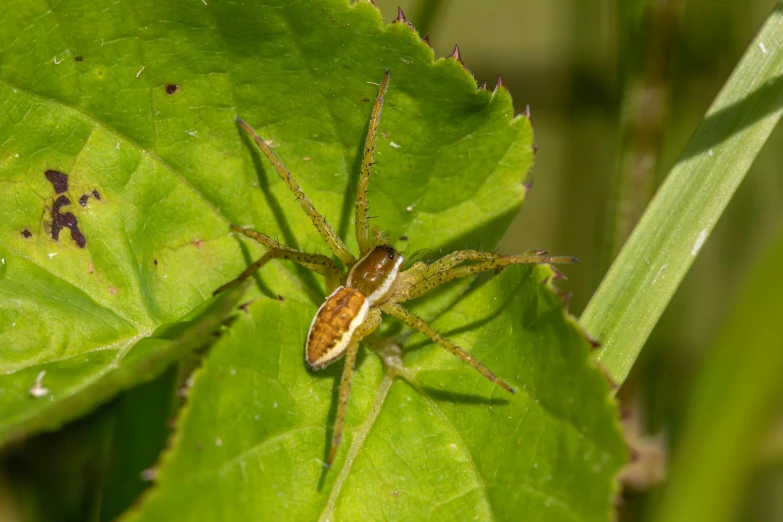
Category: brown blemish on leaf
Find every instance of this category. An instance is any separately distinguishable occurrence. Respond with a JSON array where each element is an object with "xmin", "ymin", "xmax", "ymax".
[
  {"xmin": 381, "ymin": 131, "xmax": 390, "ymax": 139},
  {"xmin": 45, "ymin": 170, "xmax": 68, "ymax": 194},
  {"xmin": 153, "ymin": 259, "xmax": 158, "ymax": 266},
  {"xmin": 399, "ymin": 235, "xmax": 408, "ymax": 241},
  {"xmin": 165, "ymin": 84, "xmax": 178, "ymax": 95},
  {"xmin": 21, "ymin": 229, "xmax": 32, "ymax": 238},
  {"xmin": 193, "ymin": 238, "xmax": 202, "ymax": 248},
  {"xmin": 88, "ymin": 263, "xmax": 95, "ymax": 274},
  {"xmin": 49, "ymin": 195, "xmax": 87, "ymax": 248},
  {"xmin": 79, "ymin": 189, "xmax": 102, "ymax": 207},
  {"xmin": 74, "ymin": 56, "xmax": 83, "ymax": 62},
  {"xmin": 108, "ymin": 286, "xmax": 118, "ymax": 295},
  {"xmin": 361, "ymin": 96, "xmax": 370, "ymax": 103}
]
